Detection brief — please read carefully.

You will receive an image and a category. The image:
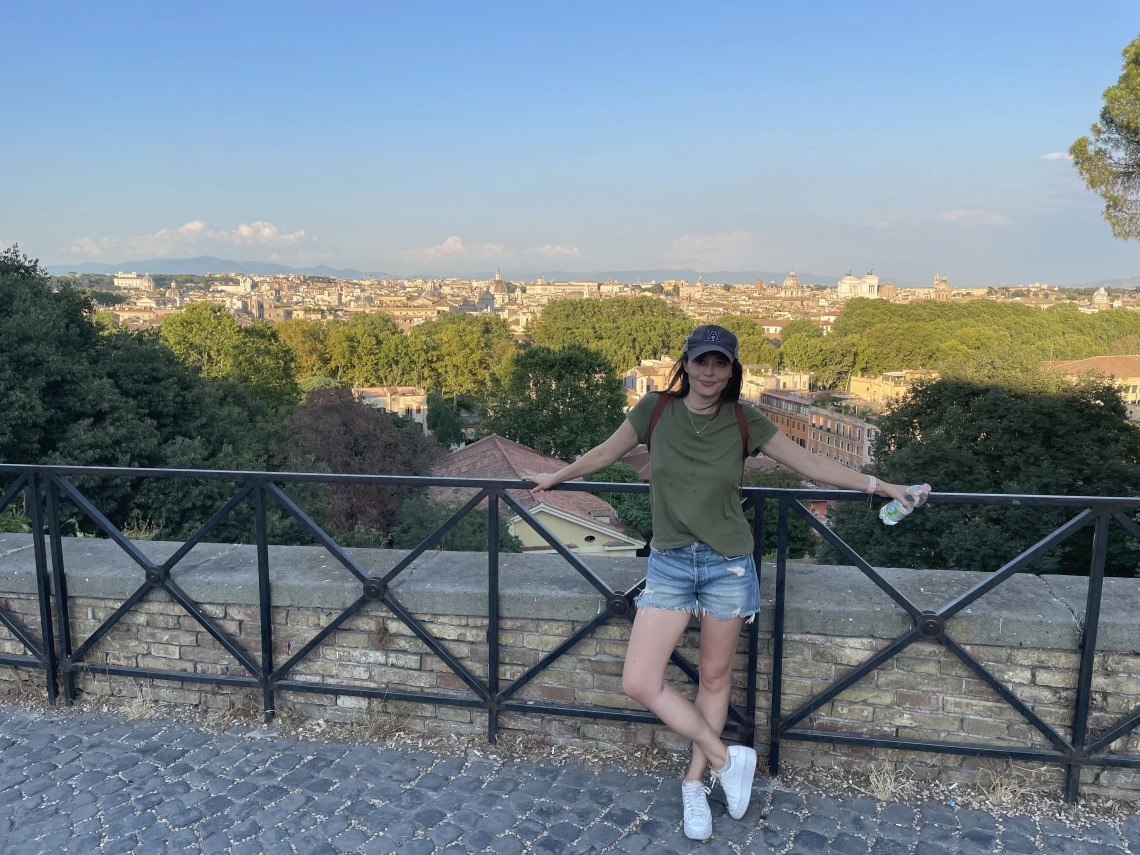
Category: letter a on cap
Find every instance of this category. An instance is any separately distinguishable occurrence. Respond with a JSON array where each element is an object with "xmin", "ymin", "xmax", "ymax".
[{"xmin": 705, "ymin": 328, "xmax": 721, "ymax": 341}]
